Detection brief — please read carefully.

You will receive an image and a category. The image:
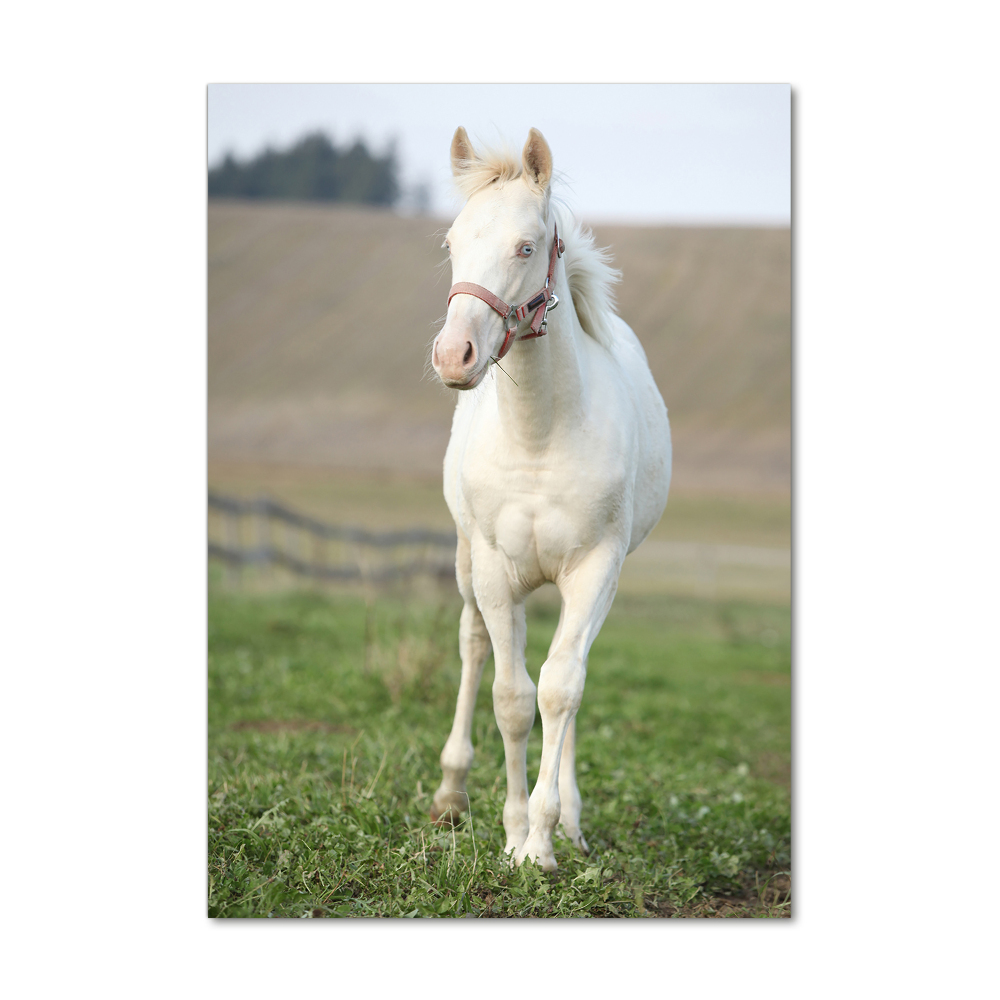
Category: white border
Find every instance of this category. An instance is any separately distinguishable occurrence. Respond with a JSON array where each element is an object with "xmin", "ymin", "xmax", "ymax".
[{"xmin": 3, "ymin": 1, "xmax": 997, "ymax": 995}]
